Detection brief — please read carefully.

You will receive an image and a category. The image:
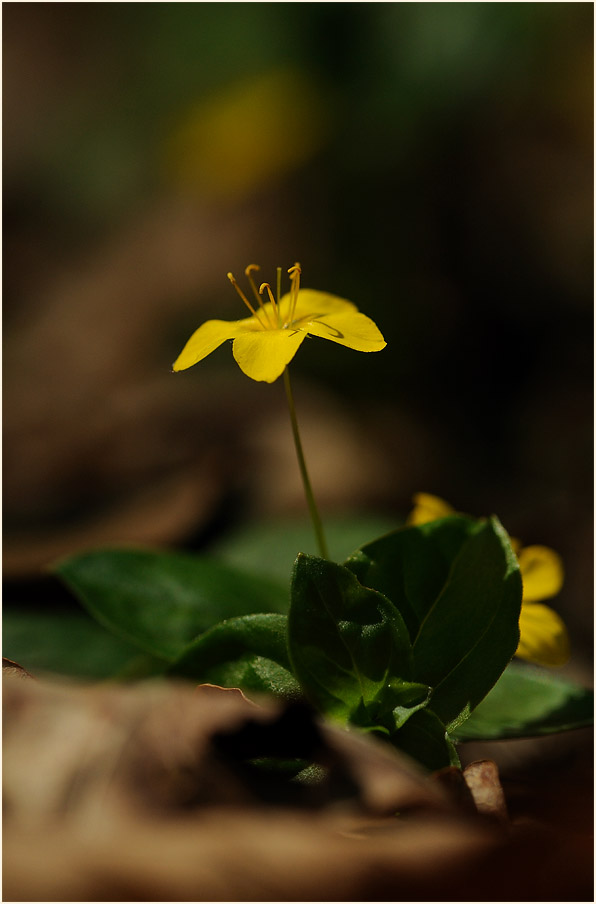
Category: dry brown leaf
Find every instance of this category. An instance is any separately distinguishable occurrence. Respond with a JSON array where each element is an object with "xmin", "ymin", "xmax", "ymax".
[
  {"xmin": 3, "ymin": 674, "xmax": 592, "ymax": 902},
  {"xmin": 463, "ymin": 759, "xmax": 509, "ymax": 823},
  {"xmin": 2, "ymin": 657, "xmax": 35, "ymax": 680}
]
